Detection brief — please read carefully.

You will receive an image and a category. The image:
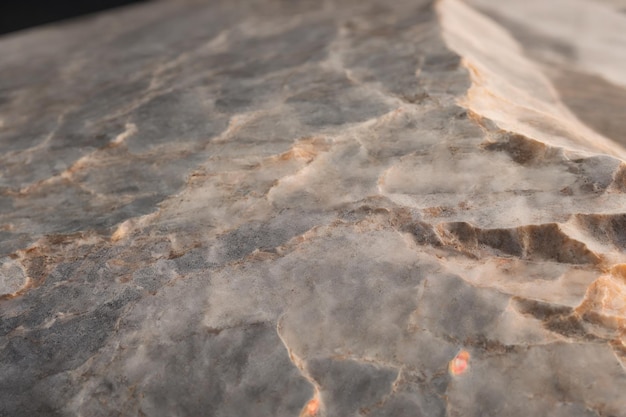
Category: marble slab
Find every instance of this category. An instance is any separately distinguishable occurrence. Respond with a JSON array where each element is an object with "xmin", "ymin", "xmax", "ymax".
[{"xmin": 1, "ymin": 0, "xmax": 626, "ymax": 415}]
